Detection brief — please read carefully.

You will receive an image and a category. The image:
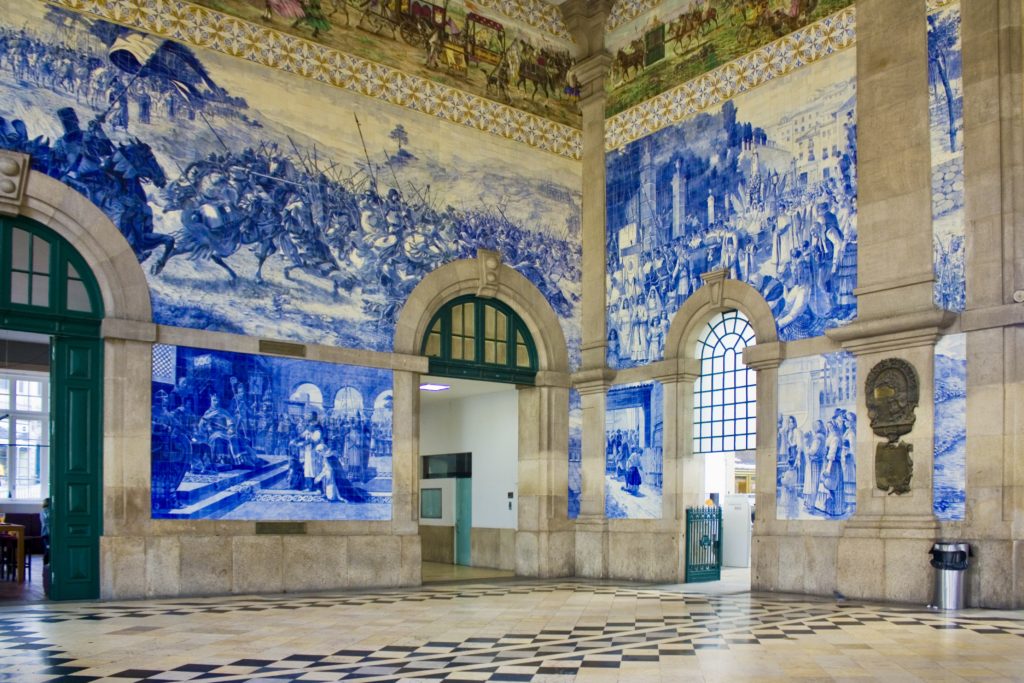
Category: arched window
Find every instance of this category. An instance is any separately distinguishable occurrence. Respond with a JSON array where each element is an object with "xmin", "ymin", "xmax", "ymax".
[
  {"xmin": 421, "ymin": 295, "xmax": 537, "ymax": 384},
  {"xmin": 693, "ymin": 310, "xmax": 756, "ymax": 454},
  {"xmin": 1, "ymin": 218, "xmax": 103, "ymax": 324}
]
